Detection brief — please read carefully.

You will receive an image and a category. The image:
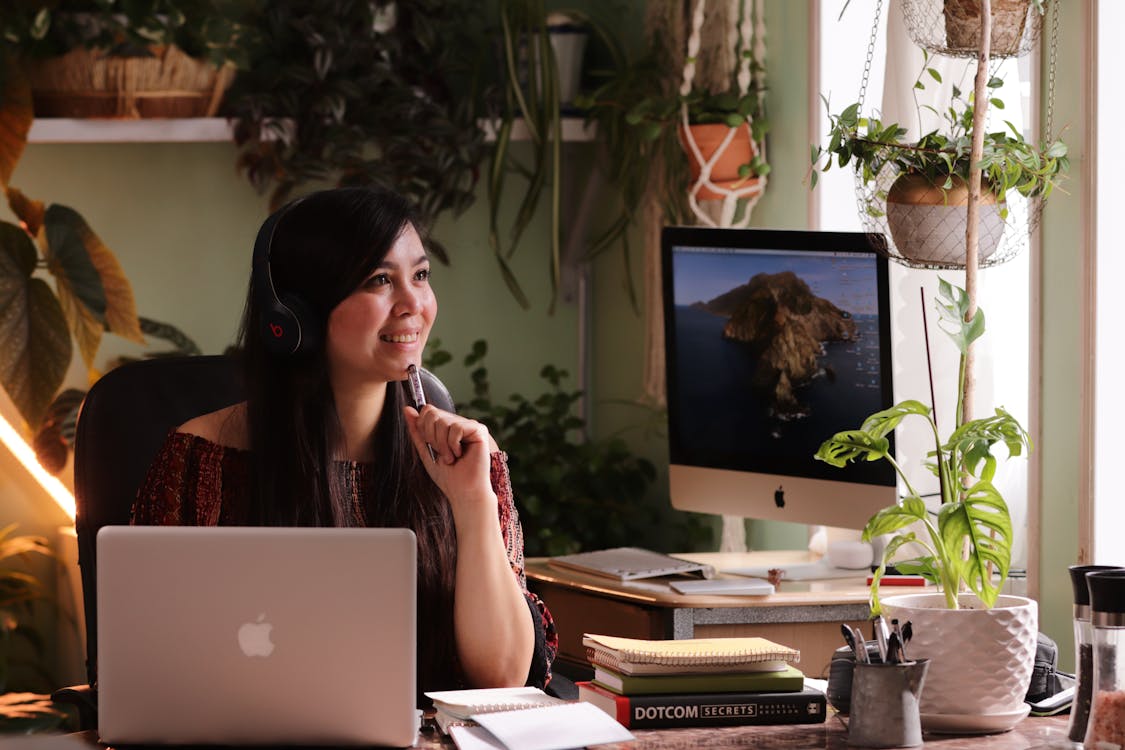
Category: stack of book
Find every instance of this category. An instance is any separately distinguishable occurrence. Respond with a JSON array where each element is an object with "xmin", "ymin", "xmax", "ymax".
[{"xmin": 577, "ymin": 634, "xmax": 827, "ymax": 729}]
